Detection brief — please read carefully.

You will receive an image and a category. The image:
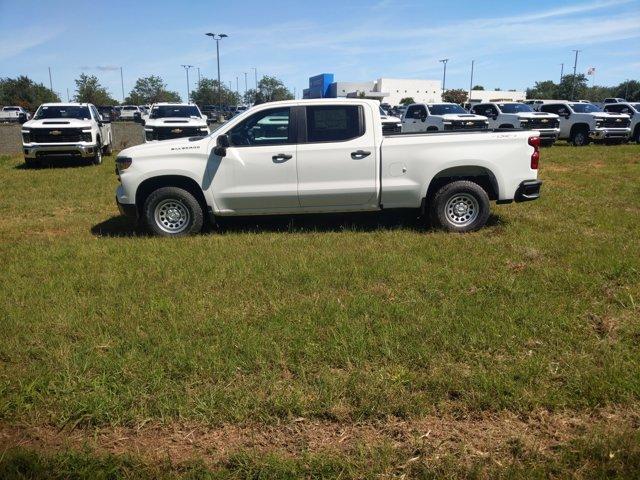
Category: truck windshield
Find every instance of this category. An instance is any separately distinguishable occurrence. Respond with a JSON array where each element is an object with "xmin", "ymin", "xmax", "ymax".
[
  {"xmin": 568, "ymin": 103, "xmax": 601, "ymax": 113},
  {"xmin": 34, "ymin": 106, "xmax": 91, "ymax": 120},
  {"xmin": 151, "ymin": 105, "xmax": 201, "ymax": 119},
  {"xmin": 498, "ymin": 103, "xmax": 533, "ymax": 113},
  {"xmin": 428, "ymin": 104, "xmax": 467, "ymax": 115},
  {"xmin": 3, "ymin": 107, "xmax": 19, "ymax": 111}
]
